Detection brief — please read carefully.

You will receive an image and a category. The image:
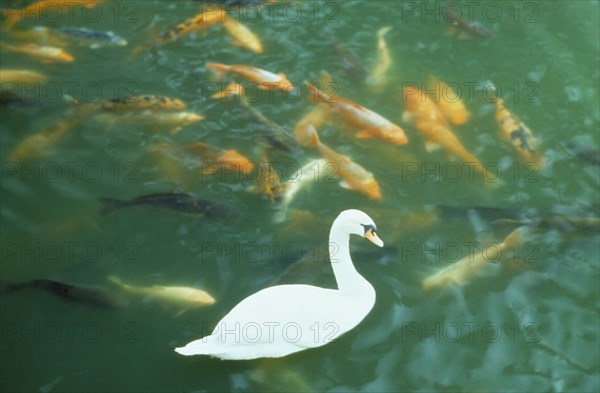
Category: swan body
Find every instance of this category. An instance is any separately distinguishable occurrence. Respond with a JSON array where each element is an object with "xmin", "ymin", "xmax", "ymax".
[{"xmin": 175, "ymin": 209, "xmax": 383, "ymax": 360}]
